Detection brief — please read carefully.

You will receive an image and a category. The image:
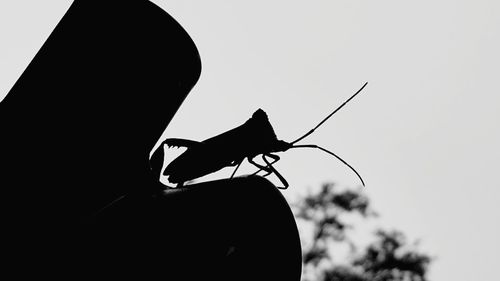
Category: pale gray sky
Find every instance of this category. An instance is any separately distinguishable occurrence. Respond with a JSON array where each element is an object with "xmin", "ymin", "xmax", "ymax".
[{"xmin": 1, "ymin": 1, "xmax": 499, "ymax": 280}]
